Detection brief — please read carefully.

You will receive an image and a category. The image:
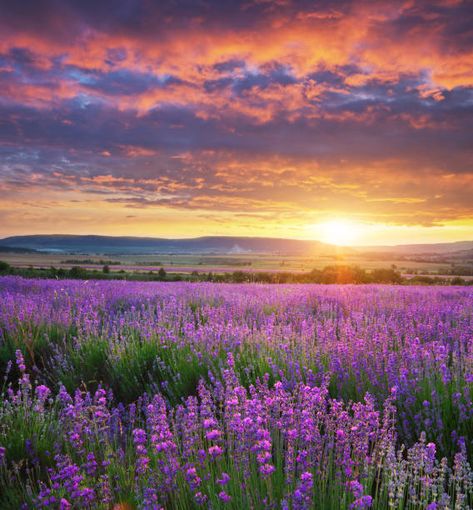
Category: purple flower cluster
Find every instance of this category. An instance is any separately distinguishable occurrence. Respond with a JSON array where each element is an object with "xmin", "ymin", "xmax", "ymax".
[{"xmin": 1, "ymin": 354, "xmax": 468, "ymax": 508}]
